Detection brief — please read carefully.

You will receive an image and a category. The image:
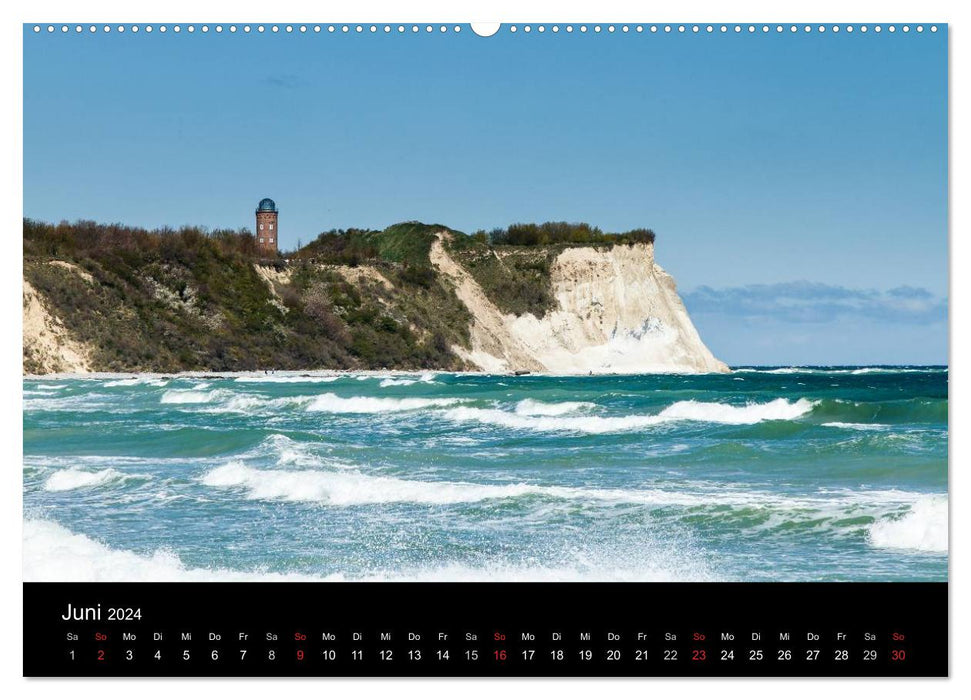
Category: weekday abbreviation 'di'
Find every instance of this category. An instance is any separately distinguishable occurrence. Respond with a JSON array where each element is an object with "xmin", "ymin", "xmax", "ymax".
[{"xmin": 255, "ymin": 197, "xmax": 278, "ymax": 256}]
